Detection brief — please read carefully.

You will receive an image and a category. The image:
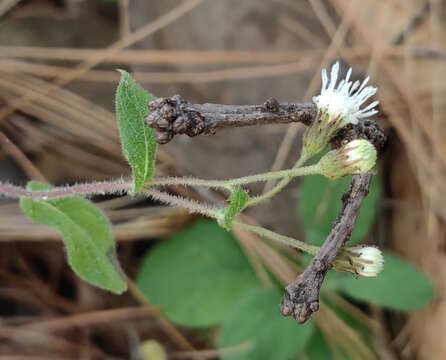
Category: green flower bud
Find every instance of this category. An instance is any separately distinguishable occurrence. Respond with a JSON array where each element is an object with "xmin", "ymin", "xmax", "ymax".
[{"xmin": 317, "ymin": 139, "xmax": 377, "ymax": 180}]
